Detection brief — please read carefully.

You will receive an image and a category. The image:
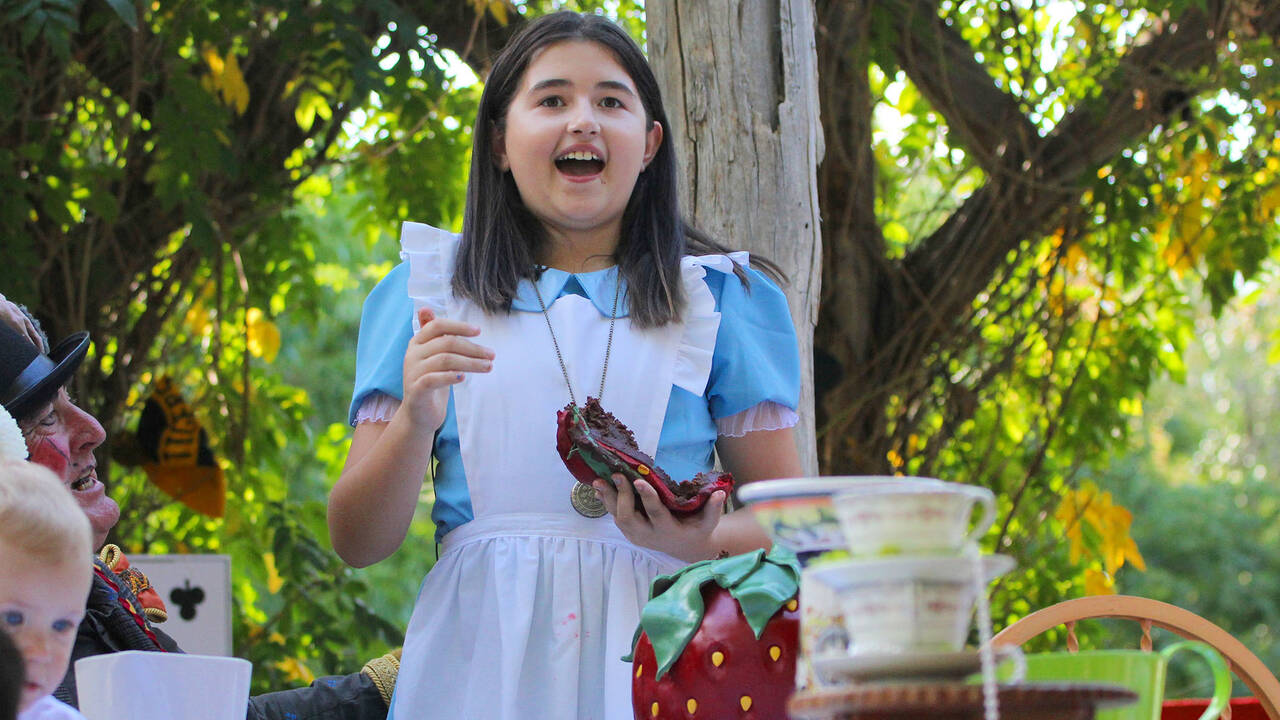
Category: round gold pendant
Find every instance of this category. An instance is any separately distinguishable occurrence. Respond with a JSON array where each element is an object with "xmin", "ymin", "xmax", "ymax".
[{"xmin": 570, "ymin": 482, "xmax": 607, "ymax": 518}]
